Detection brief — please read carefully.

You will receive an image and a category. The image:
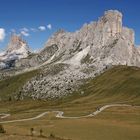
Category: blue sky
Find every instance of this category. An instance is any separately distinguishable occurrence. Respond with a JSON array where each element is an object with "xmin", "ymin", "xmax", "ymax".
[{"xmin": 0, "ymin": 0, "xmax": 140, "ymax": 51}]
